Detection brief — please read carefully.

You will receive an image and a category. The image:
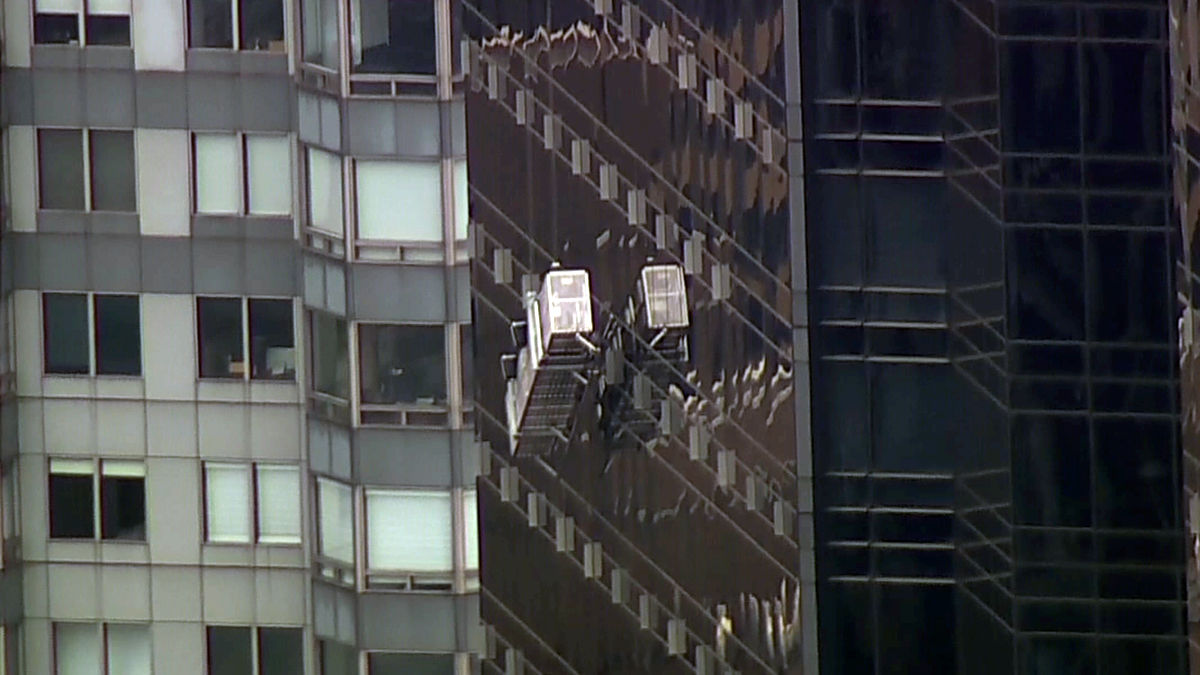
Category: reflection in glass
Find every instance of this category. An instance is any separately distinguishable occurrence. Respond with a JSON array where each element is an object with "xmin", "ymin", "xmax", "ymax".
[
  {"xmin": 311, "ymin": 312, "xmax": 349, "ymax": 399},
  {"xmin": 239, "ymin": 0, "xmax": 284, "ymax": 50},
  {"xmin": 93, "ymin": 295, "xmax": 141, "ymax": 376},
  {"xmin": 197, "ymin": 297, "xmax": 244, "ymax": 379},
  {"xmin": 249, "ymin": 299, "xmax": 295, "ymax": 380},
  {"xmin": 43, "ymin": 293, "xmax": 90, "ymax": 375},
  {"xmin": 351, "ymin": 0, "xmax": 436, "ymax": 74},
  {"xmin": 302, "ymin": 0, "xmax": 340, "ymax": 68},
  {"xmin": 188, "ymin": 0, "xmax": 234, "ymax": 47},
  {"xmin": 358, "ymin": 324, "xmax": 447, "ymax": 405}
]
